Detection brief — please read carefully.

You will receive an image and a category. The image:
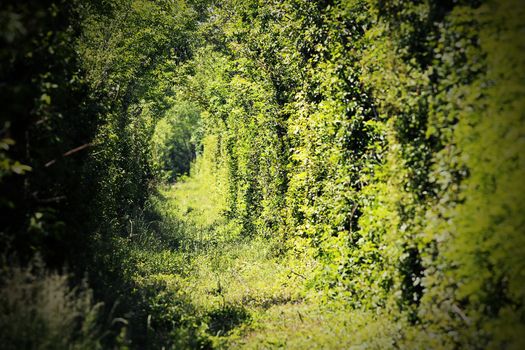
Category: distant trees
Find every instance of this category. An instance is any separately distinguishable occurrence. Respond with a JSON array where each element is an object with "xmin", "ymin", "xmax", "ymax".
[
  {"xmin": 151, "ymin": 101, "xmax": 201, "ymax": 181},
  {"xmin": 76, "ymin": 0, "xmax": 200, "ymax": 232}
]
